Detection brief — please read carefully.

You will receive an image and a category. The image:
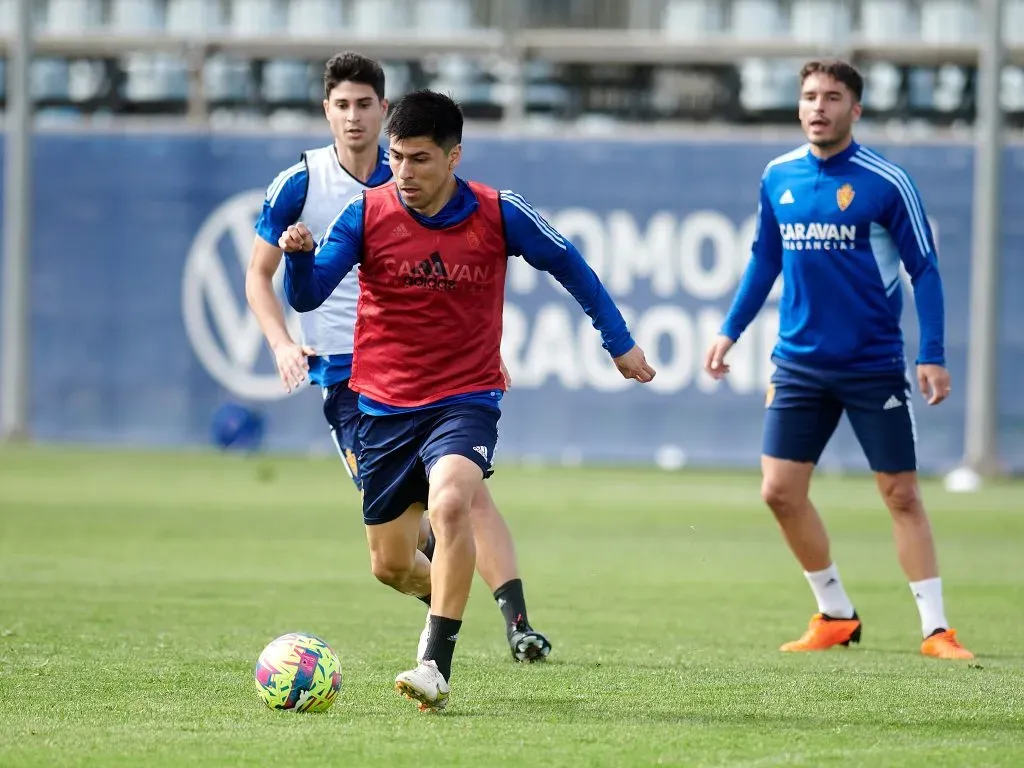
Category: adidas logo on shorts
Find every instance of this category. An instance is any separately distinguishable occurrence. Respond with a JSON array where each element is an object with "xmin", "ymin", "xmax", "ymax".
[
  {"xmin": 473, "ymin": 445, "xmax": 489, "ymax": 461},
  {"xmin": 883, "ymin": 395, "xmax": 902, "ymax": 410}
]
